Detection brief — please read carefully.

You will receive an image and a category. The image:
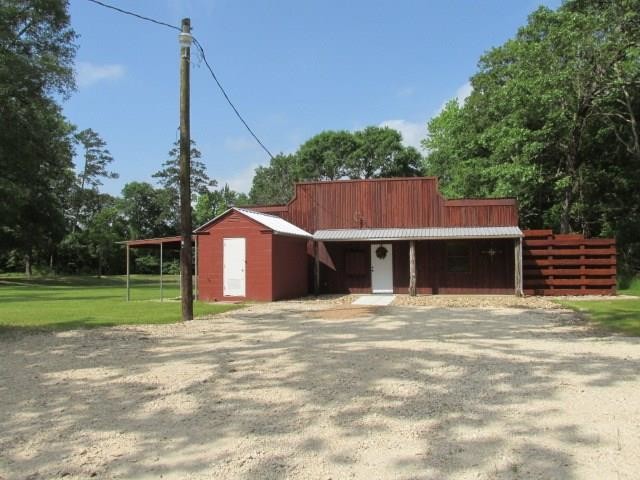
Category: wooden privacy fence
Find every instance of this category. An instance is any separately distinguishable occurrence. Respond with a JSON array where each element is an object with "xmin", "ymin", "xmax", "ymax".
[{"xmin": 522, "ymin": 230, "xmax": 617, "ymax": 296}]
